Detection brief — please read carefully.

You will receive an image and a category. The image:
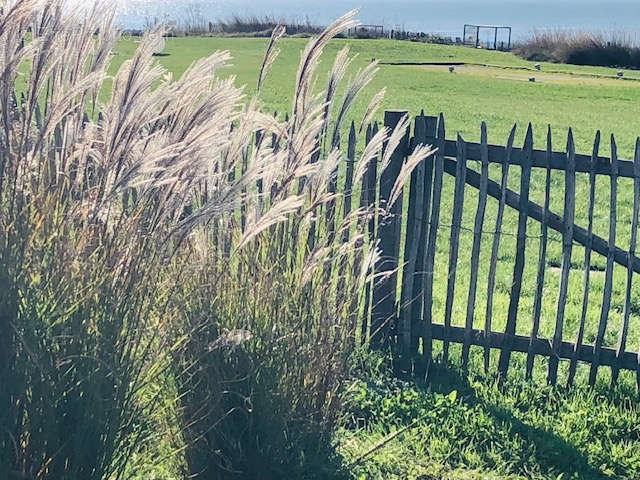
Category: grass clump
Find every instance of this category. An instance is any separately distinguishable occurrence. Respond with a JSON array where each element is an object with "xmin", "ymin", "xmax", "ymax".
[
  {"xmin": 514, "ymin": 30, "xmax": 640, "ymax": 69},
  {"xmin": 0, "ymin": 2, "xmax": 404, "ymax": 478}
]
